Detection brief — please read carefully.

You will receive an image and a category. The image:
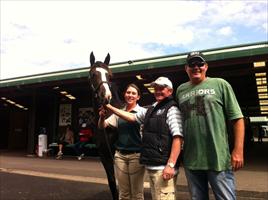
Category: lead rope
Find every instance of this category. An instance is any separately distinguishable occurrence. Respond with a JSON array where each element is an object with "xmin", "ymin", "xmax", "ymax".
[
  {"xmin": 103, "ymin": 126, "xmax": 115, "ymax": 163},
  {"xmin": 92, "ymin": 96, "xmax": 115, "ymax": 163}
]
